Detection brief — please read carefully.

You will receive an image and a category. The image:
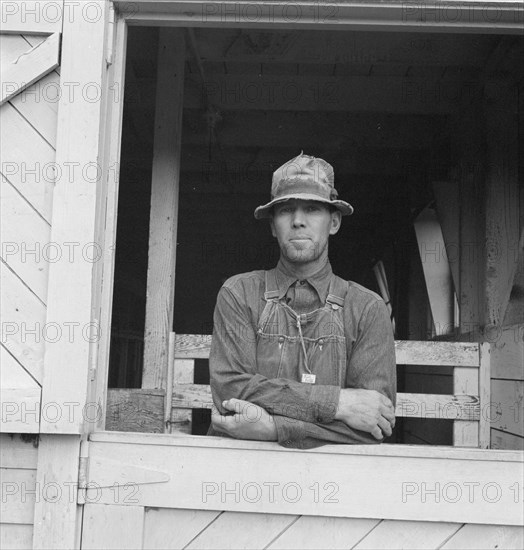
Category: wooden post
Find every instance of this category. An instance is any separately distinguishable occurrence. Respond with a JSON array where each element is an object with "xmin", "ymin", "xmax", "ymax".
[{"xmin": 142, "ymin": 30, "xmax": 185, "ymax": 390}]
